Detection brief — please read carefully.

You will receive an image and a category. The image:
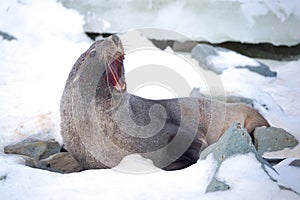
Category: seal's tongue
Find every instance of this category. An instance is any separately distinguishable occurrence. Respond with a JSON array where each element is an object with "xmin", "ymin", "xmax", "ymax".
[{"xmin": 107, "ymin": 57, "xmax": 126, "ymax": 92}]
